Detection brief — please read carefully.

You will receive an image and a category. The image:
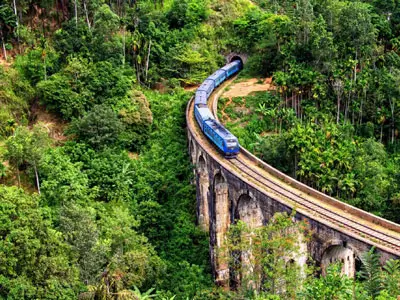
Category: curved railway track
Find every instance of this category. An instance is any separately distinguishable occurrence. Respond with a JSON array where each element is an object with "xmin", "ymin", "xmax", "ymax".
[{"xmin": 187, "ymin": 77, "xmax": 400, "ymax": 257}]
